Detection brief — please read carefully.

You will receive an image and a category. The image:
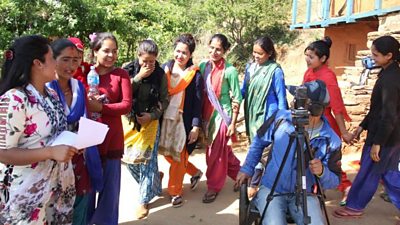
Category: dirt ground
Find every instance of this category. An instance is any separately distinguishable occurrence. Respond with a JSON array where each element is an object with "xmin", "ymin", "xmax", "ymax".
[
  {"xmin": 117, "ymin": 145, "xmax": 399, "ymax": 225},
  {"xmin": 116, "ymin": 30, "xmax": 398, "ymax": 225}
]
